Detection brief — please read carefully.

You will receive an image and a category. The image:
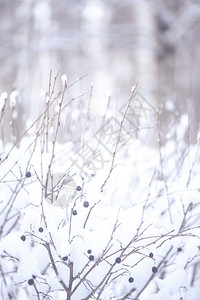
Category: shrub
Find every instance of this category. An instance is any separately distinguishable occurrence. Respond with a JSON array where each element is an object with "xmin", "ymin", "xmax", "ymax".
[{"xmin": 0, "ymin": 74, "xmax": 199, "ymax": 300}]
